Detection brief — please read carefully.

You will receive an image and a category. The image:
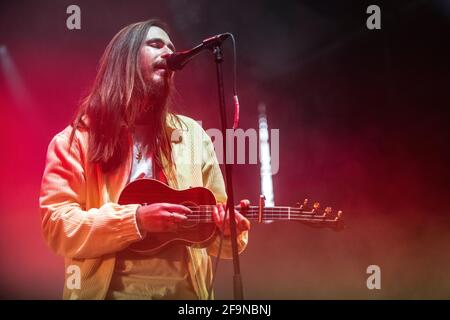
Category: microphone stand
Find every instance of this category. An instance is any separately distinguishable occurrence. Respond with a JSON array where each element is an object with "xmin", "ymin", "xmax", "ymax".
[{"xmin": 212, "ymin": 44, "xmax": 244, "ymax": 300}]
